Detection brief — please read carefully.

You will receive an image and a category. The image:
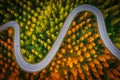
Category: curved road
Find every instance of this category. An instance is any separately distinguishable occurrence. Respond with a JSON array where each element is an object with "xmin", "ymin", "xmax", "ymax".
[{"xmin": 0, "ymin": 4, "xmax": 120, "ymax": 72}]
